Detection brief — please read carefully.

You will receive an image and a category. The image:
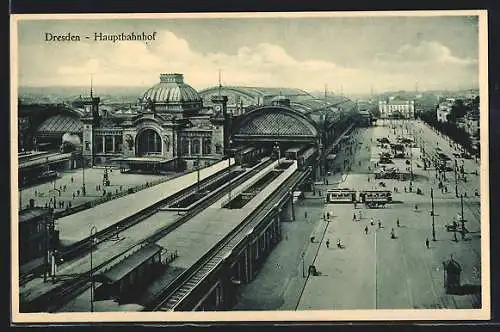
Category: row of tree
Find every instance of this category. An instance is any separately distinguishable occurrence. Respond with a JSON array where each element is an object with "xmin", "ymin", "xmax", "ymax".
[{"xmin": 419, "ymin": 111, "xmax": 479, "ymax": 155}]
